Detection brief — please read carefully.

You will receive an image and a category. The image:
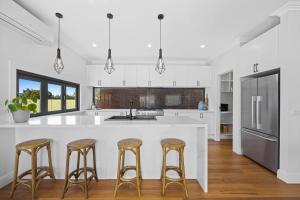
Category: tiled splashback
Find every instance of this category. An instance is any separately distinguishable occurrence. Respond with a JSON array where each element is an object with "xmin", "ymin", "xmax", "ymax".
[{"xmin": 94, "ymin": 88, "xmax": 205, "ymax": 109}]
